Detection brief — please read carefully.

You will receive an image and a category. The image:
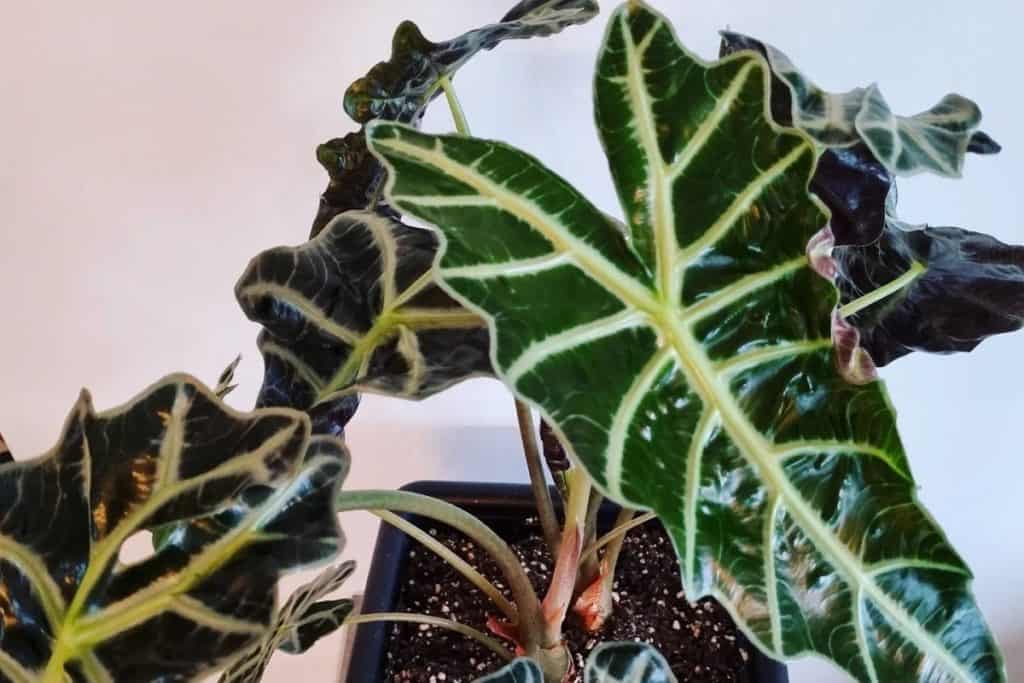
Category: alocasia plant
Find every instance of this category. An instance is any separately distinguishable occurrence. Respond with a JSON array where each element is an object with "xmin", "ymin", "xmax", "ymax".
[
  {"xmin": 5, "ymin": 1, "xmax": 1020, "ymax": 682},
  {"xmin": 366, "ymin": 2, "xmax": 1005, "ymax": 680},
  {"xmin": 0, "ymin": 375, "xmax": 346, "ymax": 682}
]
